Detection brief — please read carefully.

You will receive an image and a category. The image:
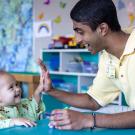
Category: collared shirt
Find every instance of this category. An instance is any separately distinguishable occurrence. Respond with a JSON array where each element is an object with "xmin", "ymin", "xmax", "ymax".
[
  {"xmin": 87, "ymin": 29, "xmax": 135, "ymax": 108},
  {"xmin": 0, "ymin": 97, "xmax": 45, "ymax": 129}
]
